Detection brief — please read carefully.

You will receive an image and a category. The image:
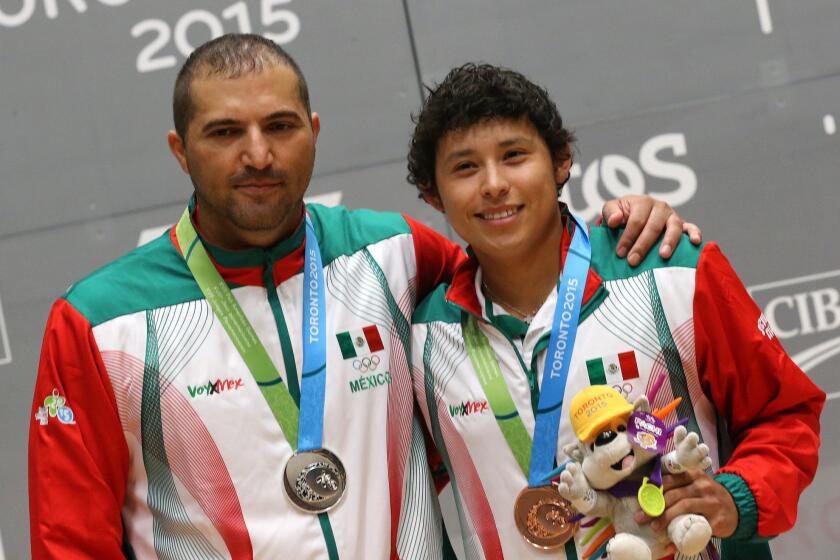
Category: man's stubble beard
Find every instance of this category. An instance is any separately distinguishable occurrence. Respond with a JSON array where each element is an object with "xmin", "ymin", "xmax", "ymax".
[
  {"xmin": 187, "ymin": 144, "xmax": 316, "ymax": 238},
  {"xmin": 194, "ymin": 183, "xmax": 300, "ymax": 233}
]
